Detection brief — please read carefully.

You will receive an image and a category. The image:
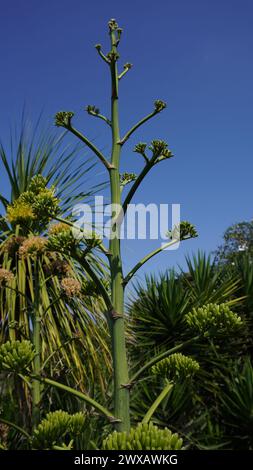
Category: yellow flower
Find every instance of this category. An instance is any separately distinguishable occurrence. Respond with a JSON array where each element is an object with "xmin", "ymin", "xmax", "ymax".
[
  {"xmin": 6, "ymin": 202, "xmax": 35, "ymax": 225},
  {"xmin": 48, "ymin": 222, "xmax": 71, "ymax": 235},
  {"xmin": 0, "ymin": 268, "xmax": 15, "ymax": 286},
  {"xmin": 19, "ymin": 237, "xmax": 47, "ymax": 258},
  {"xmin": 61, "ymin": 277, "xmax": 81, "ymax": 297}
]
